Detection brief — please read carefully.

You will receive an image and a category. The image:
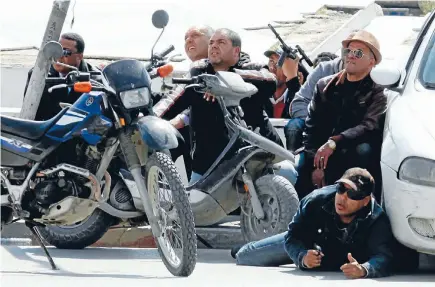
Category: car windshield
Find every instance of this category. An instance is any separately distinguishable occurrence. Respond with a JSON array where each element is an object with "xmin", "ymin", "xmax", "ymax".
[{"xmin": 419, "ymin": 29, "xmax": 435, "ymax": 89}]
